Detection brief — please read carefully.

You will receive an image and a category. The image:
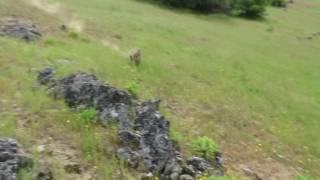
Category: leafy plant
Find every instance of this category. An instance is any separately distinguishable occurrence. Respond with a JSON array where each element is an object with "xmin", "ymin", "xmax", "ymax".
[
  {"xmin": 192, "ymin": 136, "xmax": 218, "ymax": 160},
  {"xmin": 77, "ymin": 108, "xmax": 98, "ymax": 125},
  {"xmin": 68, "ymin": 31, "xmax": 79, "ymax": 39},
  {"xmin": 125, "ymin": 80, "xmax": 140, "ymax": 97}
]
